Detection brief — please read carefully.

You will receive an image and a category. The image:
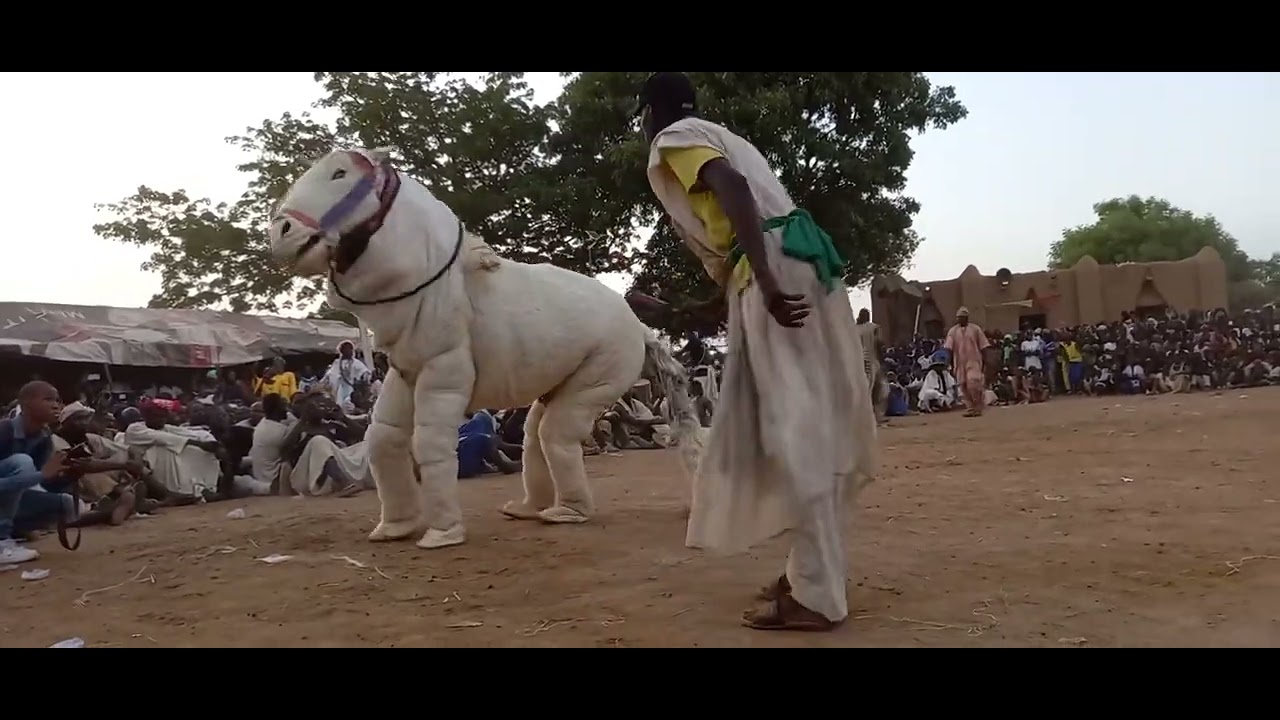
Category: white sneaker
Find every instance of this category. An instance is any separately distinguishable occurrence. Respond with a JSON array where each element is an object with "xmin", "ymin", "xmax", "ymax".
[{"xmin": 0, "ymin": 540, "xmax": 39, "ymax": 565}]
